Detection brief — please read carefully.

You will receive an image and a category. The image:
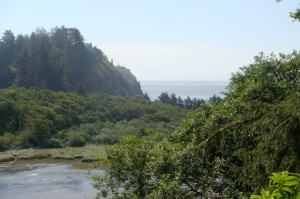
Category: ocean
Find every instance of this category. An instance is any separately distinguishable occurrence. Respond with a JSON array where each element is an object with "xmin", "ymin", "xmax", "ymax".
[{"xmin": 140, "ymin": 81, "xmax": 228, "ymax": 101}]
